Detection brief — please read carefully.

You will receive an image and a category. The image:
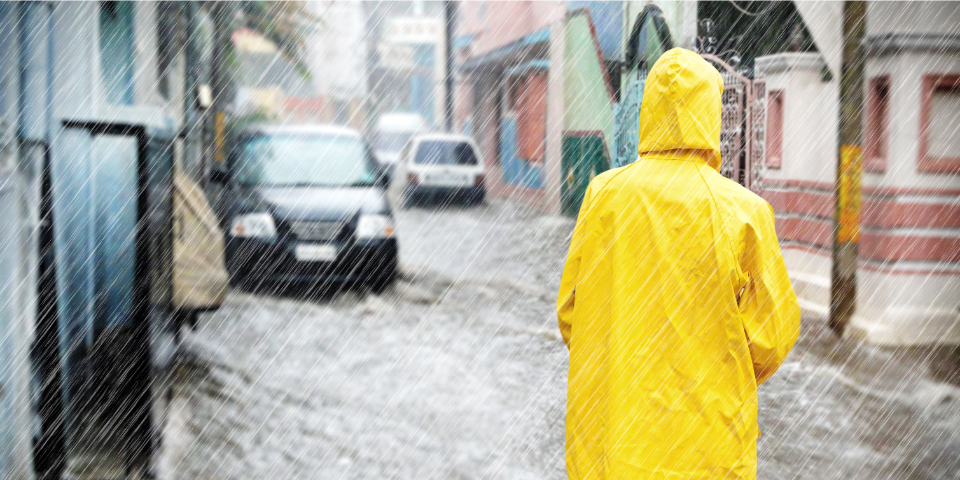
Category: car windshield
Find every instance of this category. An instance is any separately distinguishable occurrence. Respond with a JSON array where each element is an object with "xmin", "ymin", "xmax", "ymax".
[
  {"xmin": 414, "ymin": 140, "xmax": 479, "ymax": 166},
  {"xmin": 375, "ymin": 131, "xmax": 414, "ymax": 153},
  {"xmin": 234, "ymin": 134, "xmax": 377, "ymax": 187}
]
